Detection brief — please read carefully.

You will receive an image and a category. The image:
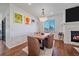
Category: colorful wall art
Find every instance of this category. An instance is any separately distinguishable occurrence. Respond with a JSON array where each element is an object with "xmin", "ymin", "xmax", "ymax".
[
  {"xmin": 15, "ymin": 13, "xmax": 22, "ymax": 23},
  {"xmin": 24, "ymin": 16, "xmax": 31, "ymax": 24}
]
